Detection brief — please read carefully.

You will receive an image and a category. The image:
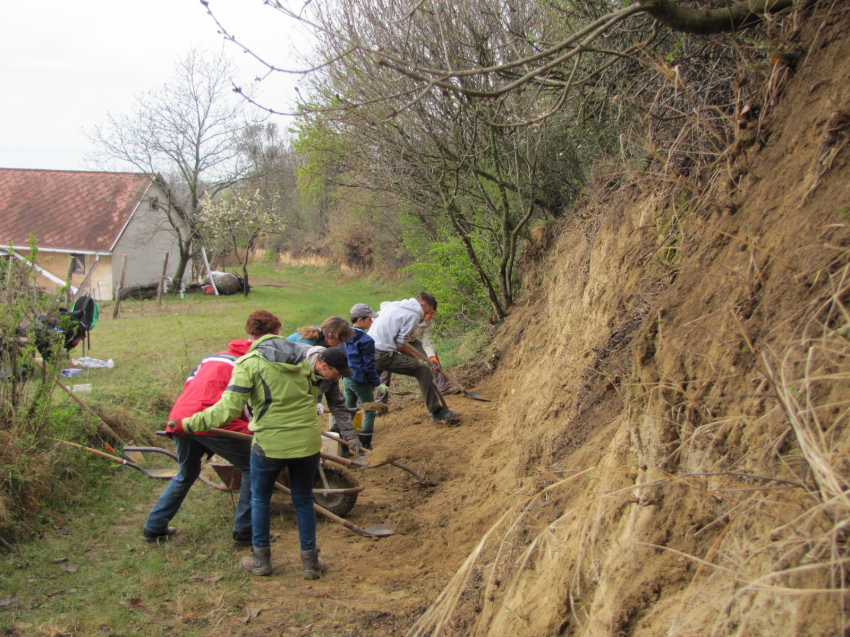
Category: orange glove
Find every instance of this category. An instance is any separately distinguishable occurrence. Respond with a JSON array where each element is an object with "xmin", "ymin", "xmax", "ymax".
[{"xmin": 428, "ymin": 356, "xmax": 441, "ymax": 370}]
